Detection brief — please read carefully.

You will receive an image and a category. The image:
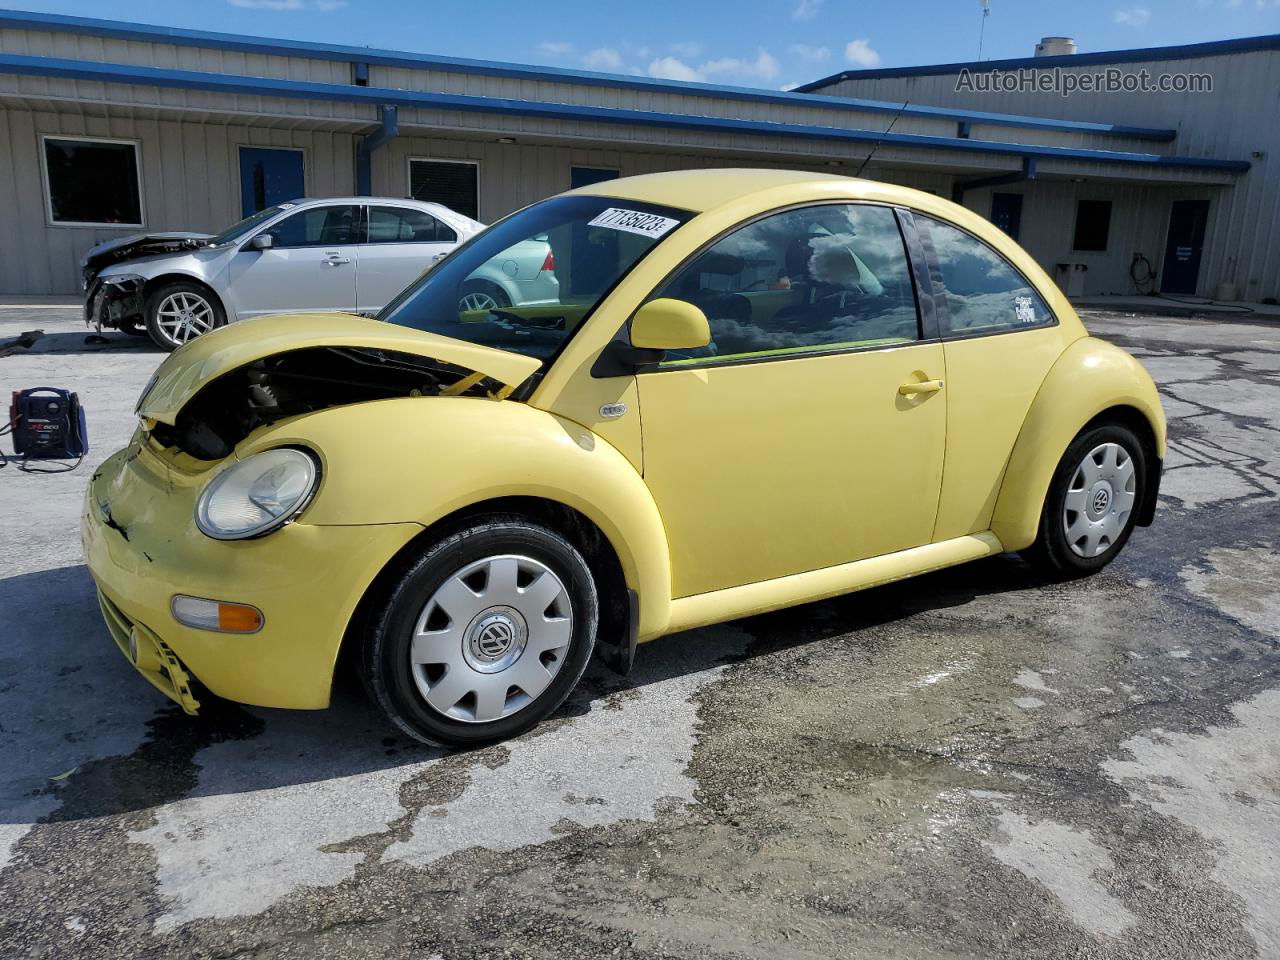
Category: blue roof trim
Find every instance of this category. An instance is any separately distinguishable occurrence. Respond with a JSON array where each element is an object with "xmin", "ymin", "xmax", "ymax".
[
  {"xmin": 0, "ymin": 54, "xmax": 1248, "ymax": 173},
  {"xmin": 0, "ymin": 8, "xmax": 1176, "ymax": 142},
  {"xmin": 797, "ymin": 32, "xmax": 1280, "ymax": 89}
]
